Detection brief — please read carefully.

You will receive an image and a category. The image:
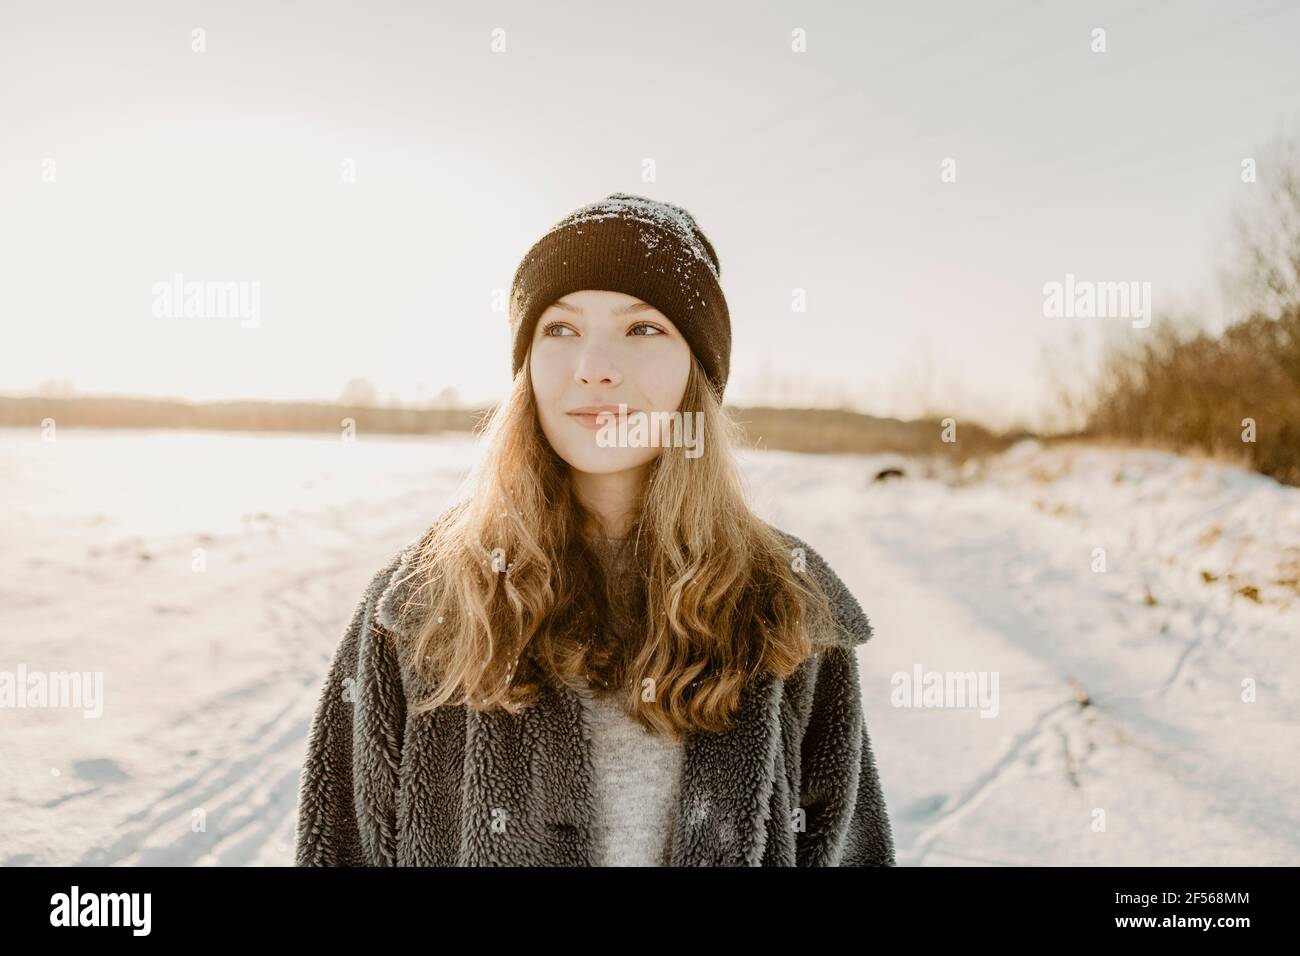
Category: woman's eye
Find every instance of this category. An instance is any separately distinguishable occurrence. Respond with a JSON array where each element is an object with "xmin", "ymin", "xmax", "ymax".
[{"xmin": 542, "ymin": 321, "xmax": 663, "ymax": 337}]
